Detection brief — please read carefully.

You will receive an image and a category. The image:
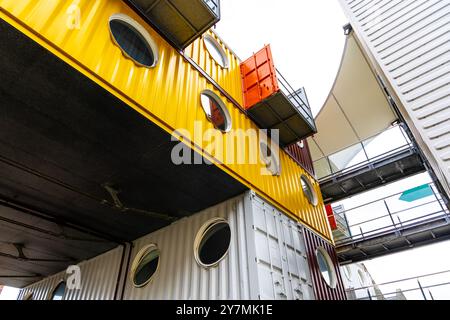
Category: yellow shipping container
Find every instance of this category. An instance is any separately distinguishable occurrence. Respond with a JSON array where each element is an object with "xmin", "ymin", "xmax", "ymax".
[{"xmin": 0, "ymin": 0, "xmax": 332, "ymax": 240}]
